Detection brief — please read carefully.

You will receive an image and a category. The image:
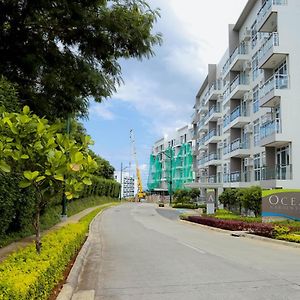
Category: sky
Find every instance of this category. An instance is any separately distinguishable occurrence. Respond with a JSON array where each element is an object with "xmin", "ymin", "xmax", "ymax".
[{"xmin": 84, "ymin": 0, "xmax": 248, "ymax": 187}]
